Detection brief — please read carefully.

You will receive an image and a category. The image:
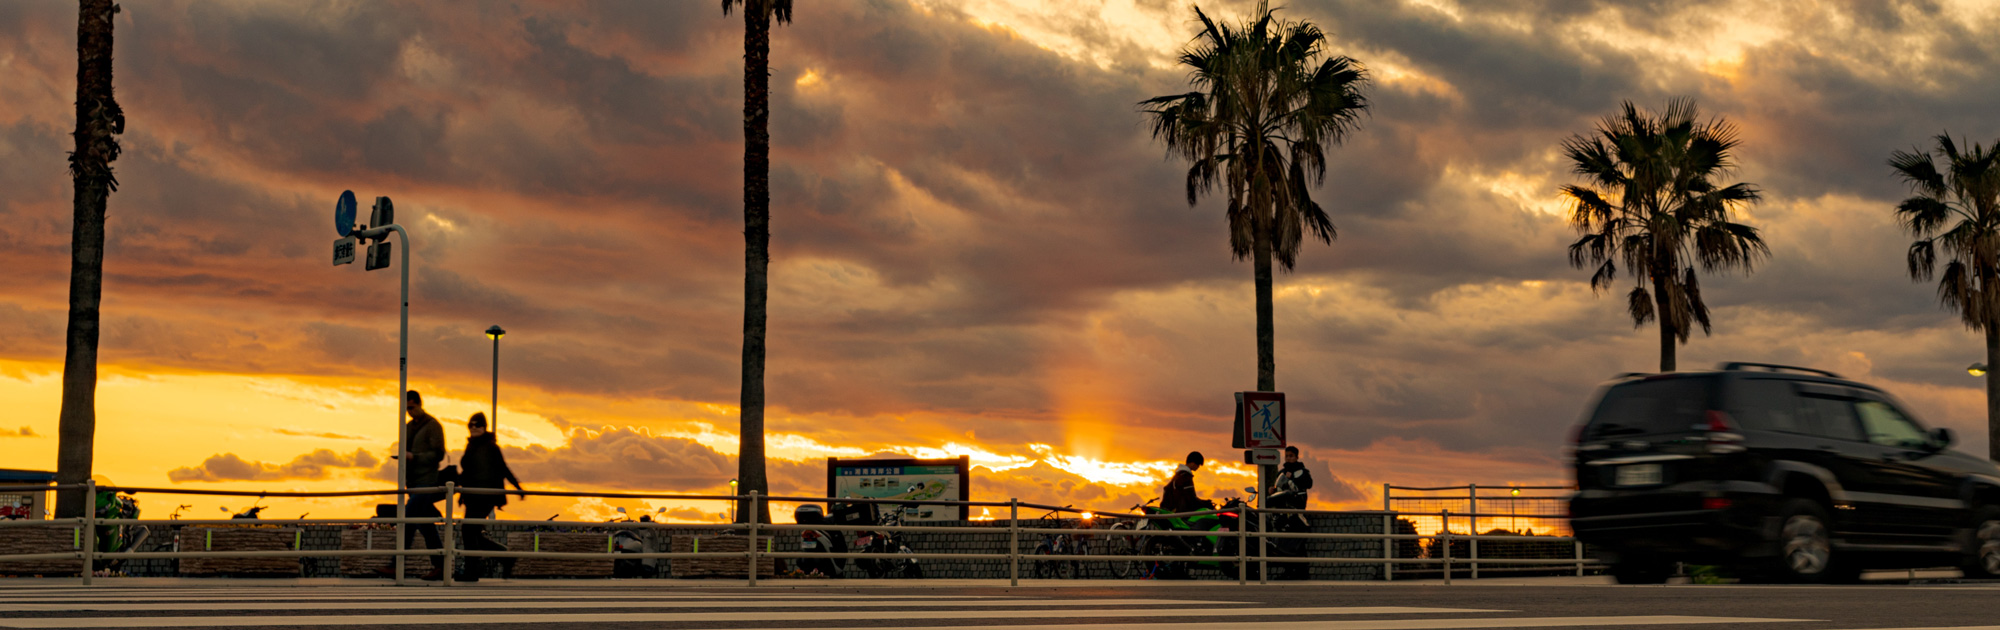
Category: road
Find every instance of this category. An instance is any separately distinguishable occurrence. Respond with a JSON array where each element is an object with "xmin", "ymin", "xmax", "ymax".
[{"xmin": 1, "ymin": 578, "xmax": 1997, "ymax": 629}]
